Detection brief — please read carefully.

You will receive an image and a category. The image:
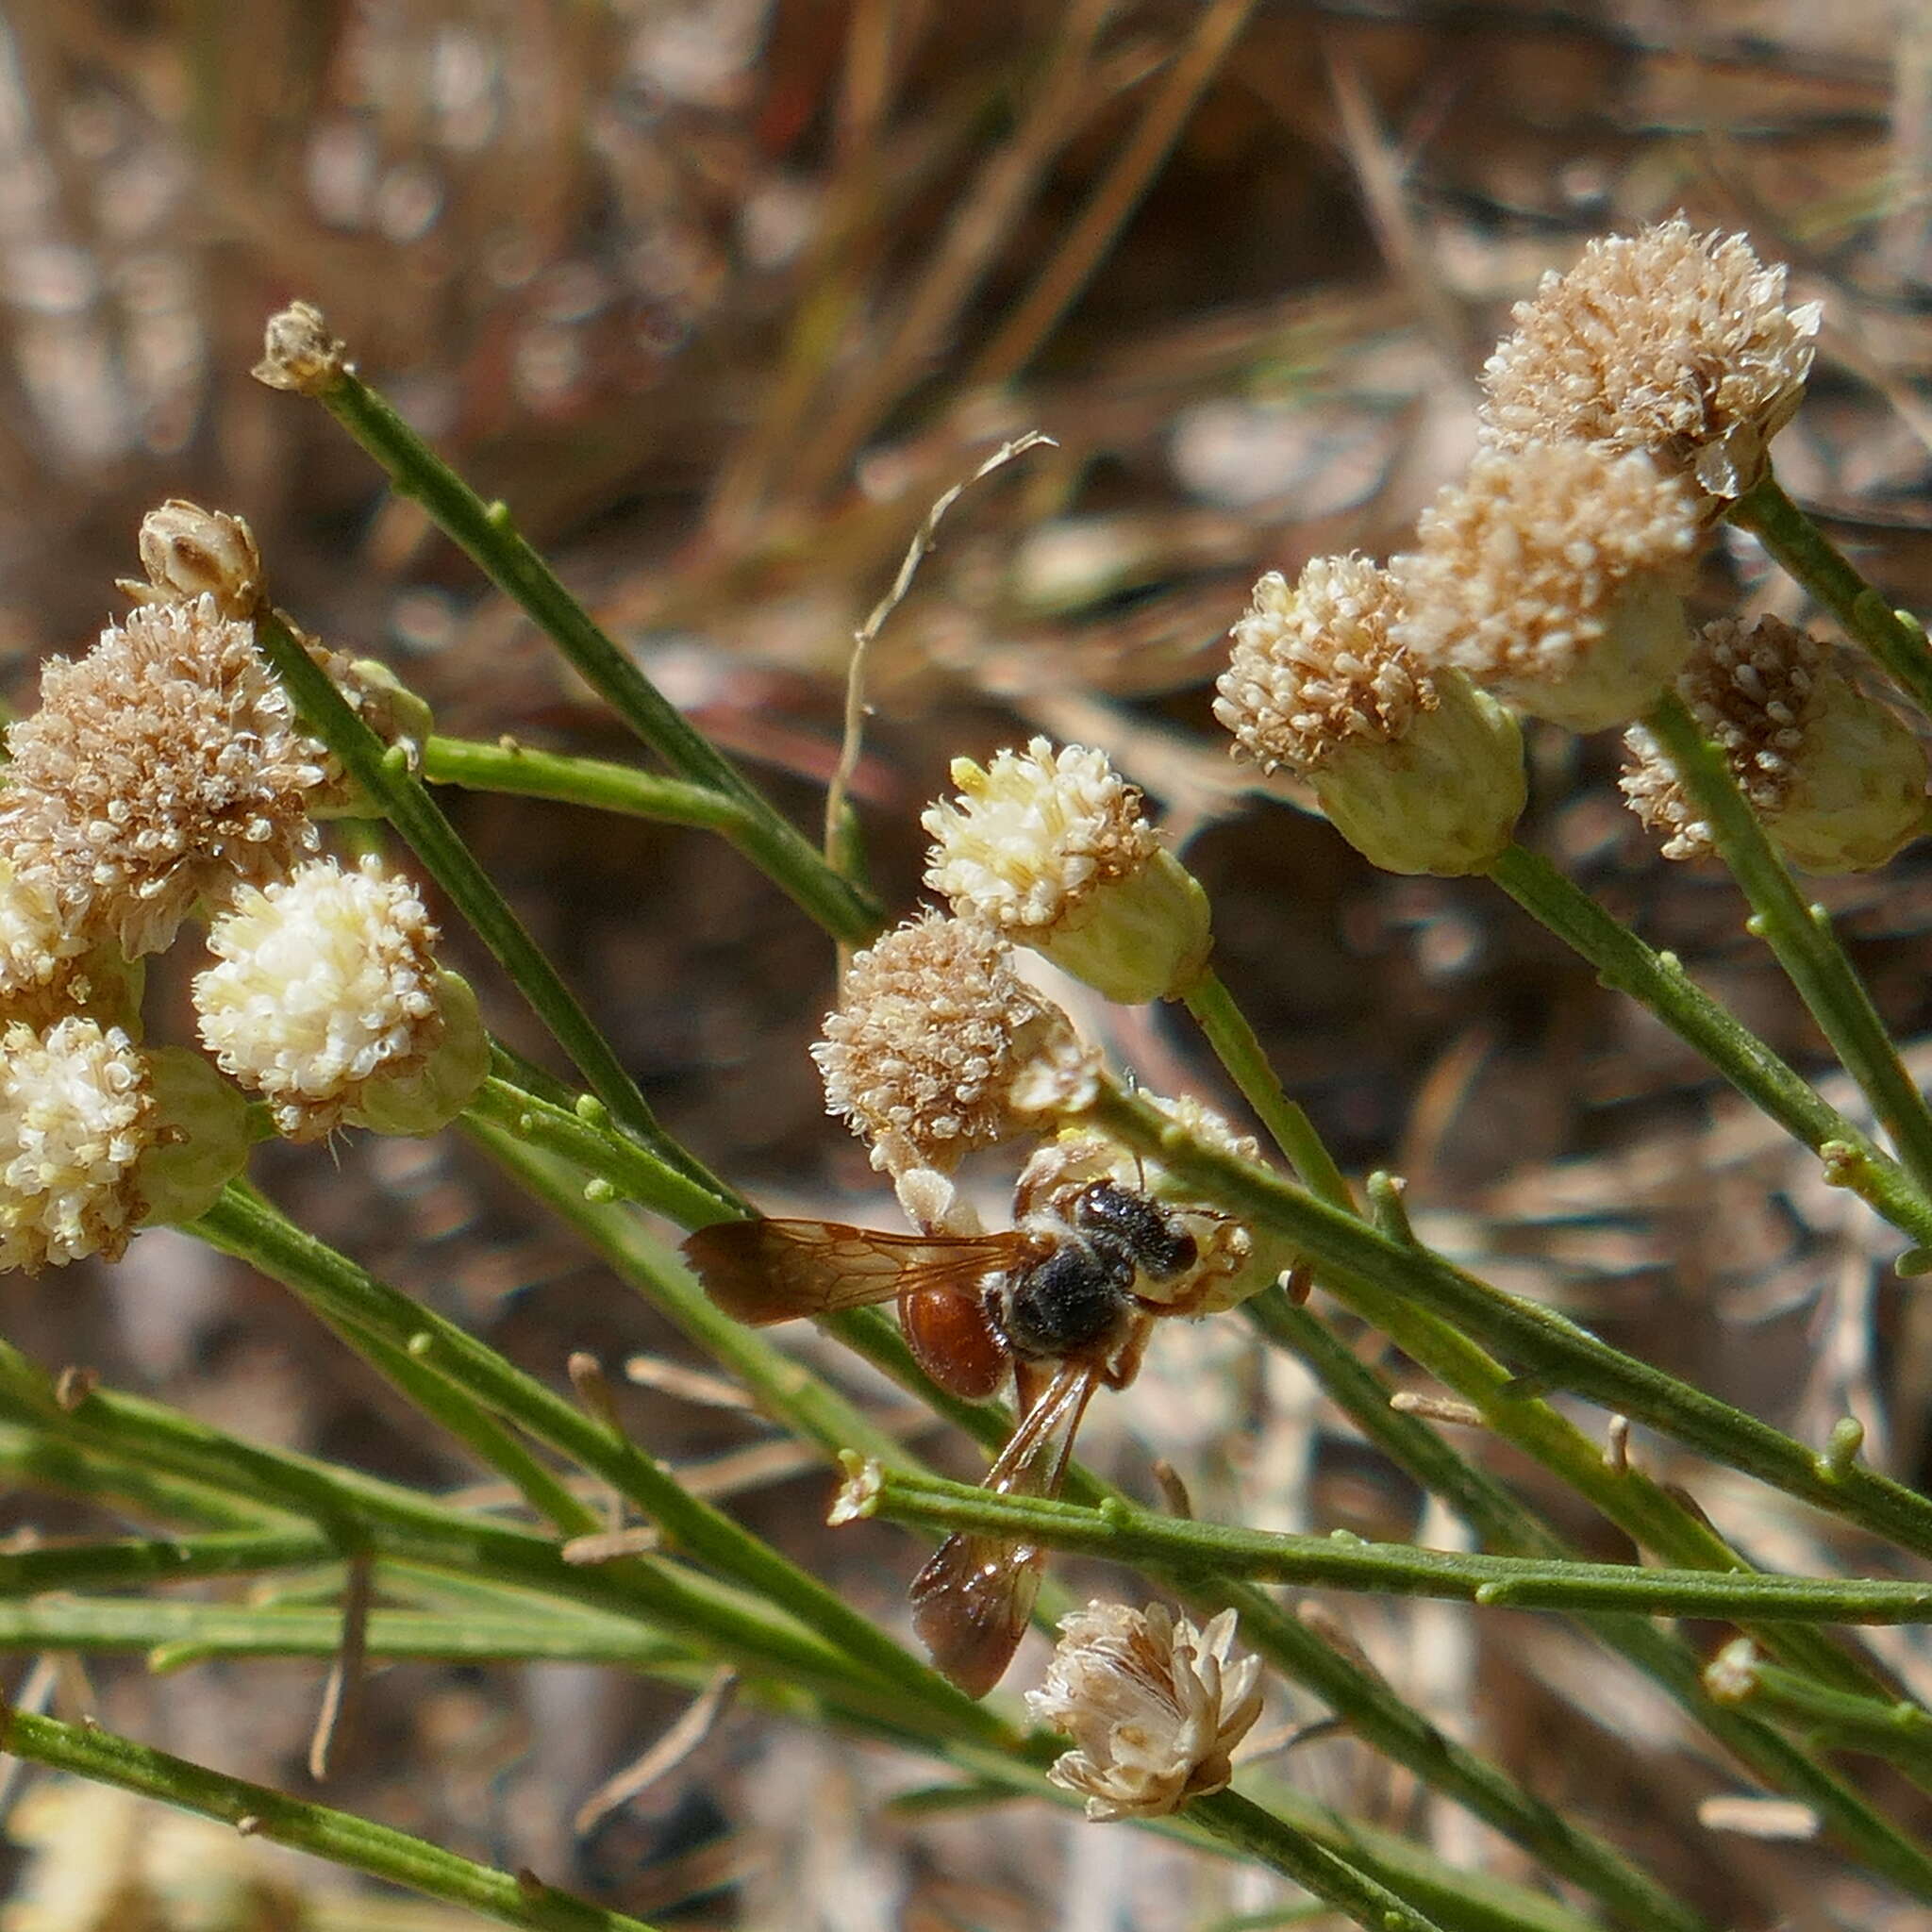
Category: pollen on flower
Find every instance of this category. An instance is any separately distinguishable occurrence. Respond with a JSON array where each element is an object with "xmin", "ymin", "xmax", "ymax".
[
  {"xmin": 810, "ymin": 911, "xmax": 1095, "ymax": 1175},
  {"xmin": 924, "ymin": 739, "xmax": 1160, "ymax": 934},
  {"xmin": 0, "ymin": 1015, "xmax": 153, "ymax": 1274},
  {"xmin": 1479, "ymin": 216, "xmax": 1820, "ymax": 501},
  {"xmin": 1621, "ymin": 615, "xmax": 1927, "ymax": 873},
  {"xmin": 0, "ymin": 595, "xmax": 326, "ymax": 957},
  {"xmin": 193, "ymin": 855, "xmax": 444, "ymax": 1141},
  {"xmin": 1025, "ymin": 1600, "xmax": 1265, "ymax": 1821},
  {"xmin": 1392, "ymin": 441, "xmax": 1702, "ymax": 732},
  {"xmin": 1214, "ymin": 557, "xmax": 1429, "ymax": 772}
]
